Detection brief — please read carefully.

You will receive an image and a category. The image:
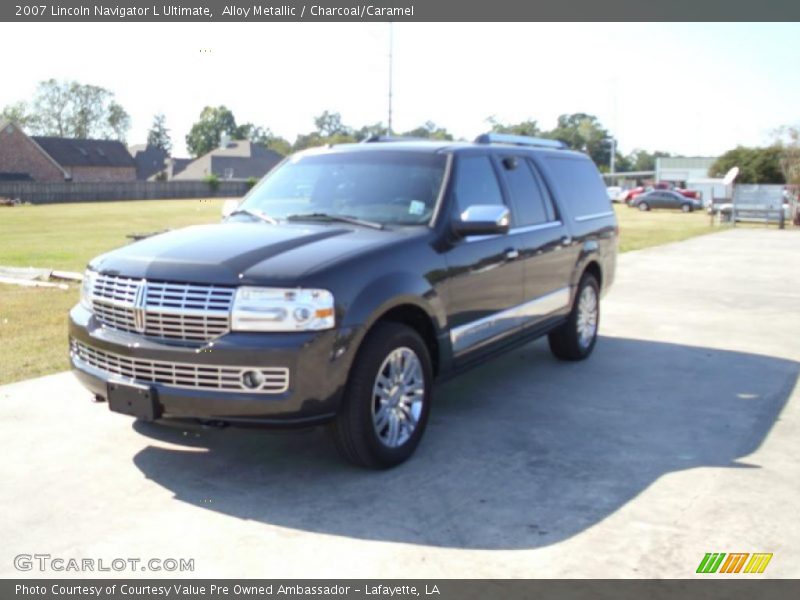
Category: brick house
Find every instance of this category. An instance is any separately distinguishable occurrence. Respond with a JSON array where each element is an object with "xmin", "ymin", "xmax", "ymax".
[{"xmin": 0, "ymin": 120, "xmax": 136, "ymax": 182}]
